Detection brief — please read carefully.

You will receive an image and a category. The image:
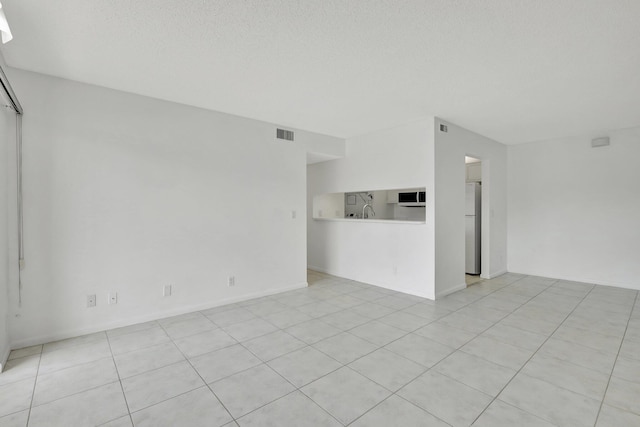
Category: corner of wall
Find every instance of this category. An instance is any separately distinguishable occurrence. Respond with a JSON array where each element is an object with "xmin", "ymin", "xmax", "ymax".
[
  {"xmin": 506, "ymin": 128, "xmax": 640, "ymax": 289},
  {"xmin": 307, "ymin": 118, "xmax": 437, "ymax": 298},
  {"xmin": 435, "ymin": 282, "xmax": 467, "ymax": 299},
  {"xmin": 0, "ymin": 342, "xmax": 9, "ymax": 371},
  {"xmin": 432, "ymin": 119, "xmax": 508, "ymax": 297},
  {"xmin": 5, "ymin": 68, "xmax": 322, "ymax": 345}
]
